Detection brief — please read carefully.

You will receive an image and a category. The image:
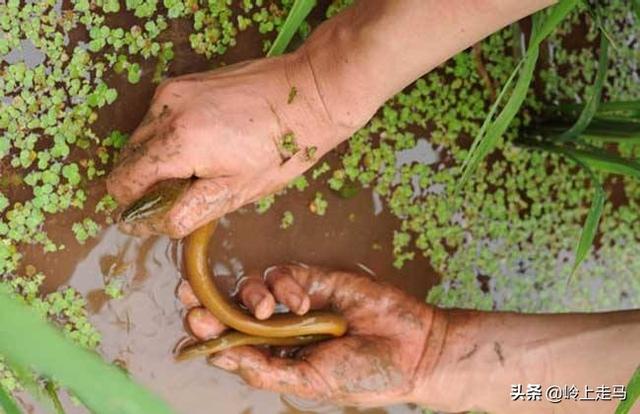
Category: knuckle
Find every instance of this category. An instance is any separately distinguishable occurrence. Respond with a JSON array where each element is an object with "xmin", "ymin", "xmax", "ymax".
[
  {"xmin": 244, "ymin": 373, "xmax": 265, "ymax": 389},
  {"xmin": 165, "ymin": 219, "xmax": 190, "ymax": 239},
  {"xmin": 165, "ymin": 204, "xmax": 195, "ymax": 238},
  {"xmin": 105, "ymin": 176, "xmax": 126, "ymax": 201}
]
